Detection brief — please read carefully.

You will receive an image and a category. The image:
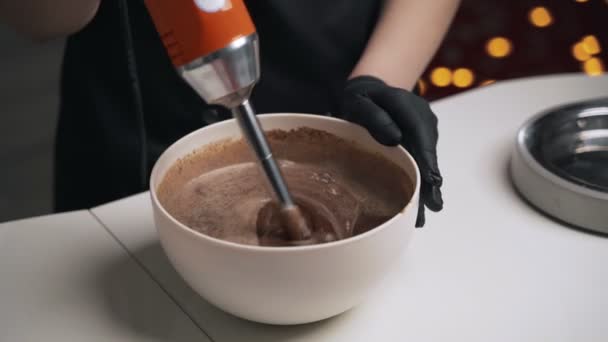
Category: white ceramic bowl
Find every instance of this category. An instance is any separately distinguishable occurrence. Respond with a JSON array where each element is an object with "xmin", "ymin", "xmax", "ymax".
[{"xmin": 149, "ymin": 113, "xmax": 420, "ymax": 325}]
